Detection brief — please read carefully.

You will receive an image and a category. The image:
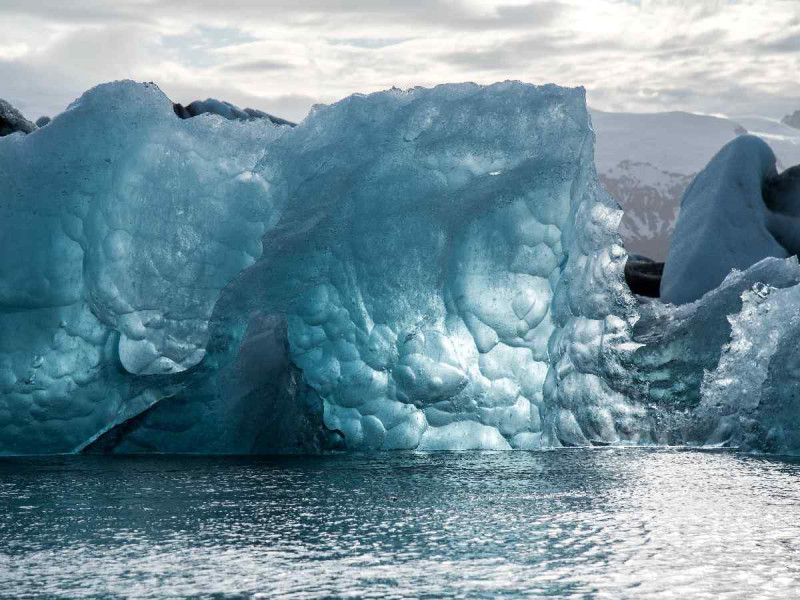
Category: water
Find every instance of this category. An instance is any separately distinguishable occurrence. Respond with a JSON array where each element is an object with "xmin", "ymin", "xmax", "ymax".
[{"xmin": 1, "ymin": 449, "xmax": 799, "ymax": 599}]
